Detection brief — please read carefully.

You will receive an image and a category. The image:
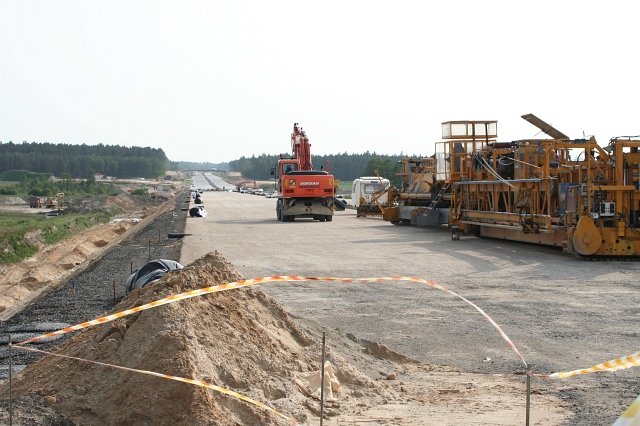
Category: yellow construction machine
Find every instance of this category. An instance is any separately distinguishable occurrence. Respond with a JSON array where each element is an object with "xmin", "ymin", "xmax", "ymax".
[
  {"xmin": 44, "ymin": 192, "xmax": 65, "ymax": 209},
  {"xmin": 382, "ymin": 121, "xmax": 496, "ymax": 226},
  {"xmin": 450, "ymin": 114, "xmax": 640, "ymax": 259}
]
